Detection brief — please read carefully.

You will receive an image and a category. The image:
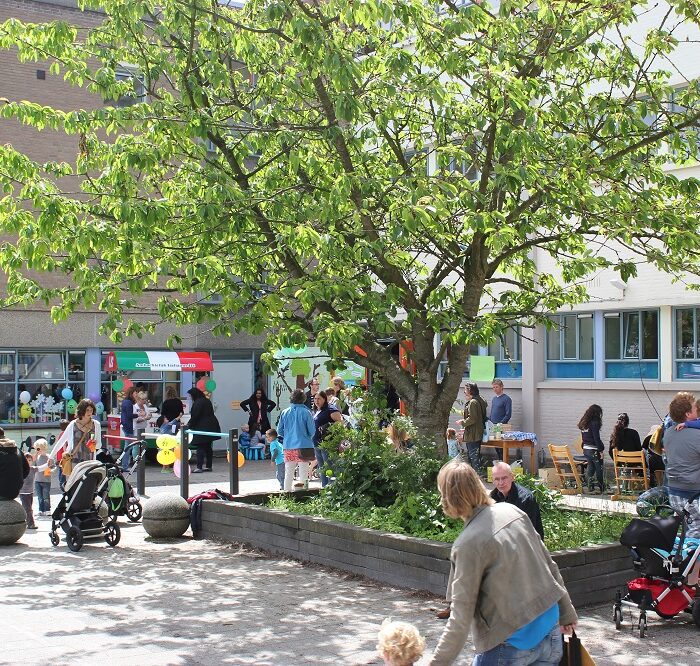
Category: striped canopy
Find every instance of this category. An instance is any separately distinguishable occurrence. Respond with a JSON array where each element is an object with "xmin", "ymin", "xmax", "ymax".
[{"xmin": 103, "ymin": 351, "xmax": 213, "ymax": 372}]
